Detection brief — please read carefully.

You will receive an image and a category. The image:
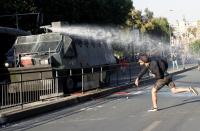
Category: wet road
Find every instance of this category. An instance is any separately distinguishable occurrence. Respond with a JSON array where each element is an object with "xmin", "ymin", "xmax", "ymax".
[{"xmin": 1, "ymin": 69, "xmax": 200, "ymax": 131}]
